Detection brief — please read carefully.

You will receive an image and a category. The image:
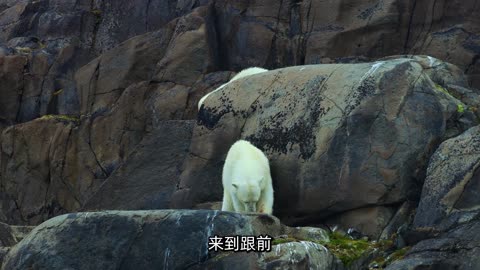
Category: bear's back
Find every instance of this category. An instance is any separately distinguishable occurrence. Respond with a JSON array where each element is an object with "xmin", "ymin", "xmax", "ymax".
[{"xmin": 226, "ymin": 140, "xmax": 270, "ymax": 171}]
